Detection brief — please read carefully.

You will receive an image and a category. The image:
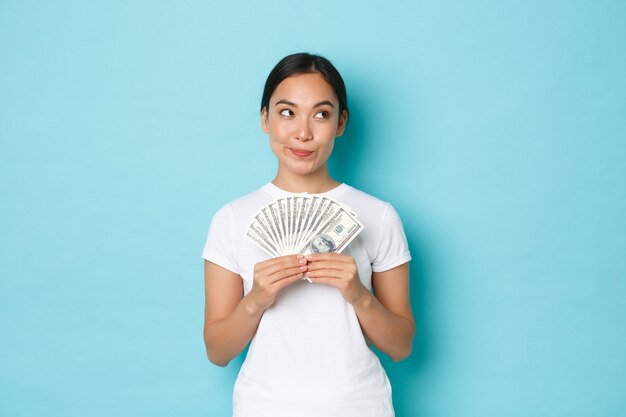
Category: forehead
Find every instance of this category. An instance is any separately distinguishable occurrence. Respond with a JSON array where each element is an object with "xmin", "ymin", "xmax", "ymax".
[{"xmin": 270, "ymin": 72, "xmax": 338, "ymax": 105}]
